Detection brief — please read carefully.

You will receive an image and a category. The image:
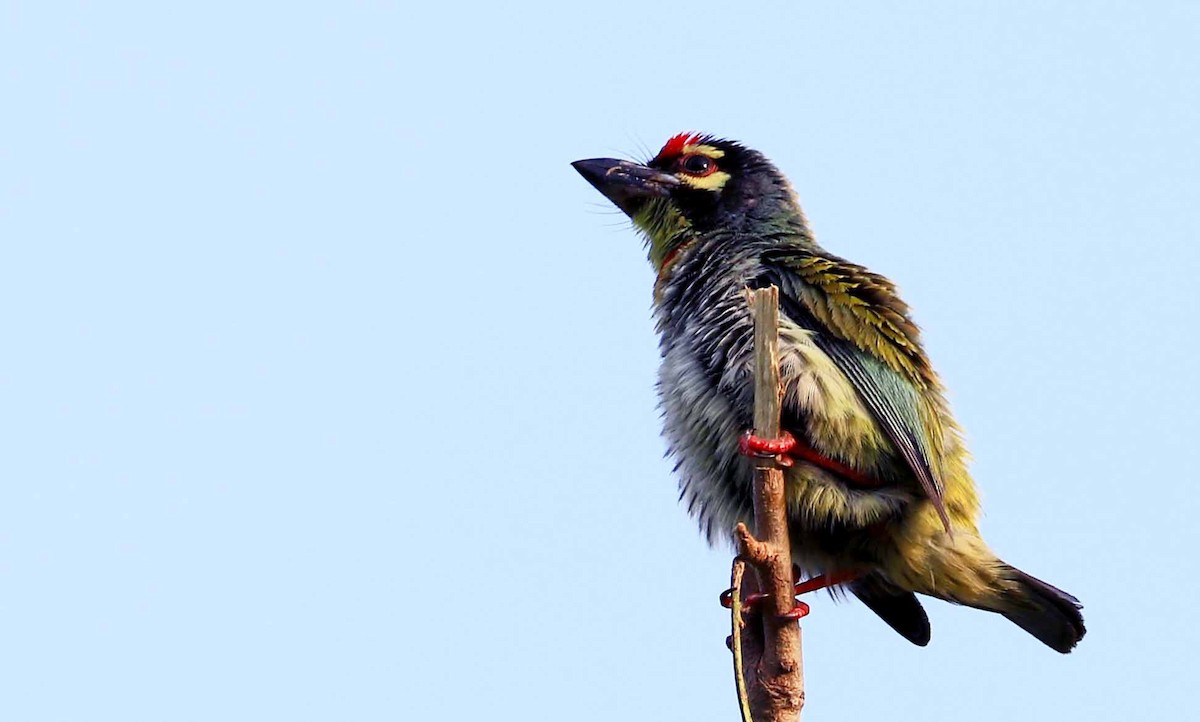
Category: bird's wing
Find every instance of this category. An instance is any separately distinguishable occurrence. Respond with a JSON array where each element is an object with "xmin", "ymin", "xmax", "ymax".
[{"xmin": 760, "ymin": 248, "xmax": 951, "ymax": 531}]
